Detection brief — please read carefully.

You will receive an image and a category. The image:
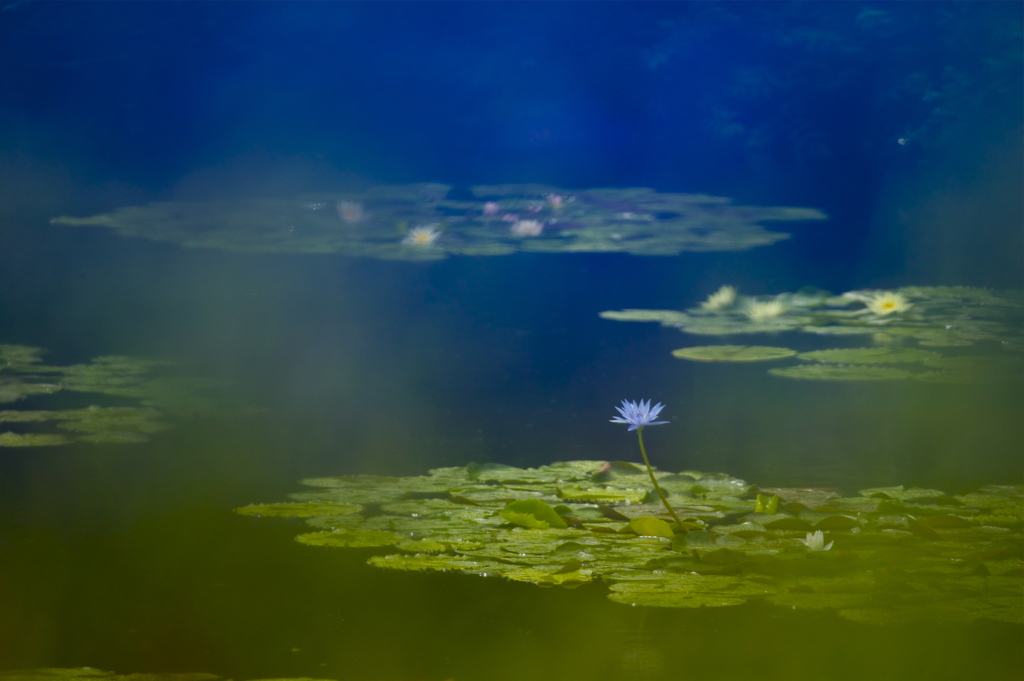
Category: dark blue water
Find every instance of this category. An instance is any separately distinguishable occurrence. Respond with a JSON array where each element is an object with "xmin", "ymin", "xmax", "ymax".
[{"xmin": 0, "ymin": 3, "xmax": 1021, "ymax": 679}]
